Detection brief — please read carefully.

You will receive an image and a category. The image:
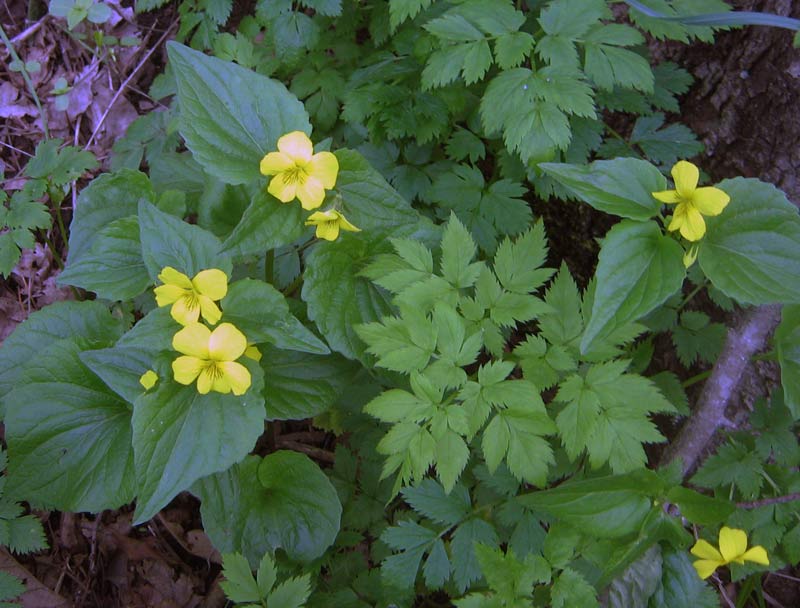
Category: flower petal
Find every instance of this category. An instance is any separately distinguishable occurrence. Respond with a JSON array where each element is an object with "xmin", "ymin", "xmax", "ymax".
[
  {"xmin": 198, "ymin": 295, "xmax": 223, "ymax": 326},
  {"xmin": 171, "ymin": 296, "xmax": 201, "ymax": 325},
  {"xmin": 173, "ymin": 323, "xmax": 211, "ymax": 358},
  {"xmin": 208, "ymin": 323, "xmax": 247, "ymax": 361},
  {"xmin": 691, "ymin": 539, "xmax": 724, "ymax": 562},
  {"xmin": 277, "ymin": 131, "xmax": 313, "ymax": 163},
  {"xmin": 683, "ymin": 244, "xmax": 699, "ymax": 269},
  {"xmin": 308, "ymin": 151, "xmax": 339, "ymax": 189},
  {"xmin": 296, "ymin": 176, "xmax": 326, "ymax": 210},
  {"xmin": 672, "ymin": 160, "xmax": 699, "ymax": 199},
  {"xmin": 260, "ymin": 152, "xmax": 294, "ymax": 176},
  {"xmin": 268, "ymin": 173, "xmax": 298, "ymax": 203},
  {"xmin": 244, "ymin": 345, "xmax": 262, "ymax": 361},
  {"xmin": 667, "ymin": 204, "xmax": 686, "ymax": 233},
  {"xmin": 718, "ymin": 527, "xmax": 748, "ymax": 563},
  {"xmin": 192, "ymin": 269, "xmax": 228, "ymax": 300},
  {"xmin": 154, "ymin": 284, "xmax": 186, "ymax": 307},
  {"xmin": 741, "ymin": 545, "xmax": 769, "ymax": 566},
  {"xmin": 337, "ymin": 213, "xmax": 361, "ymax": 233},
  {"xmin": 158, "ymin": 266, "xmax": 193, "ymax": 289},
  {"xmin": 692, "ymin": 187, "xmax": 730, "ymax": 216},
  {"xmin": 315, "ymin": 220, "xmax": 340, "ymax": 241},
  {"xmin": 652, "ymin": 189, "xmax": 681, "ymax": 204},
  {"xmin": 172, "ymin": 356, "xmax": 205, "ymax": 385},
  {"xmin": 196, "ymin": 367, "xmax": 214, "ymax": 394},
  {"xmin": 139, "ymin": 370, "xmax": 158, "ymax": 390},
  {"xmin": 679, "ymin": 206, "xmax": 707, "ymax": 242},
  {"xmin": 692, "ymin": 559, "xmax": 721, "ymax": 580},
  {"xmin": 219, "ymin": 361, "xmax": 252, "ymax": 395}
]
